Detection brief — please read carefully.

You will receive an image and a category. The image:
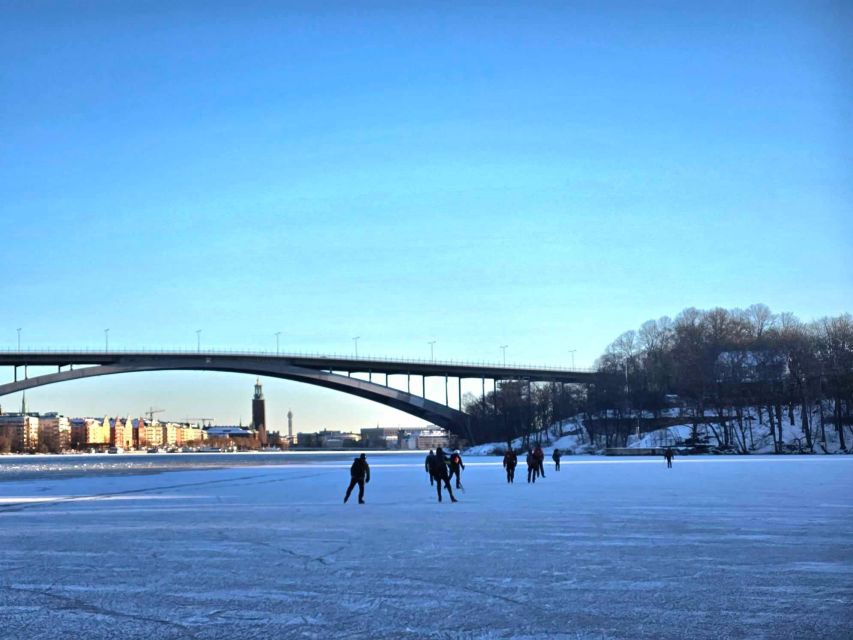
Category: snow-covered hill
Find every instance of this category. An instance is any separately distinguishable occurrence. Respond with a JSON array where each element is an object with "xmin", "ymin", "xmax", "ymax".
[{"xmin": 466, "ymin": 409, "xmax": 849, "ymax": 456}]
